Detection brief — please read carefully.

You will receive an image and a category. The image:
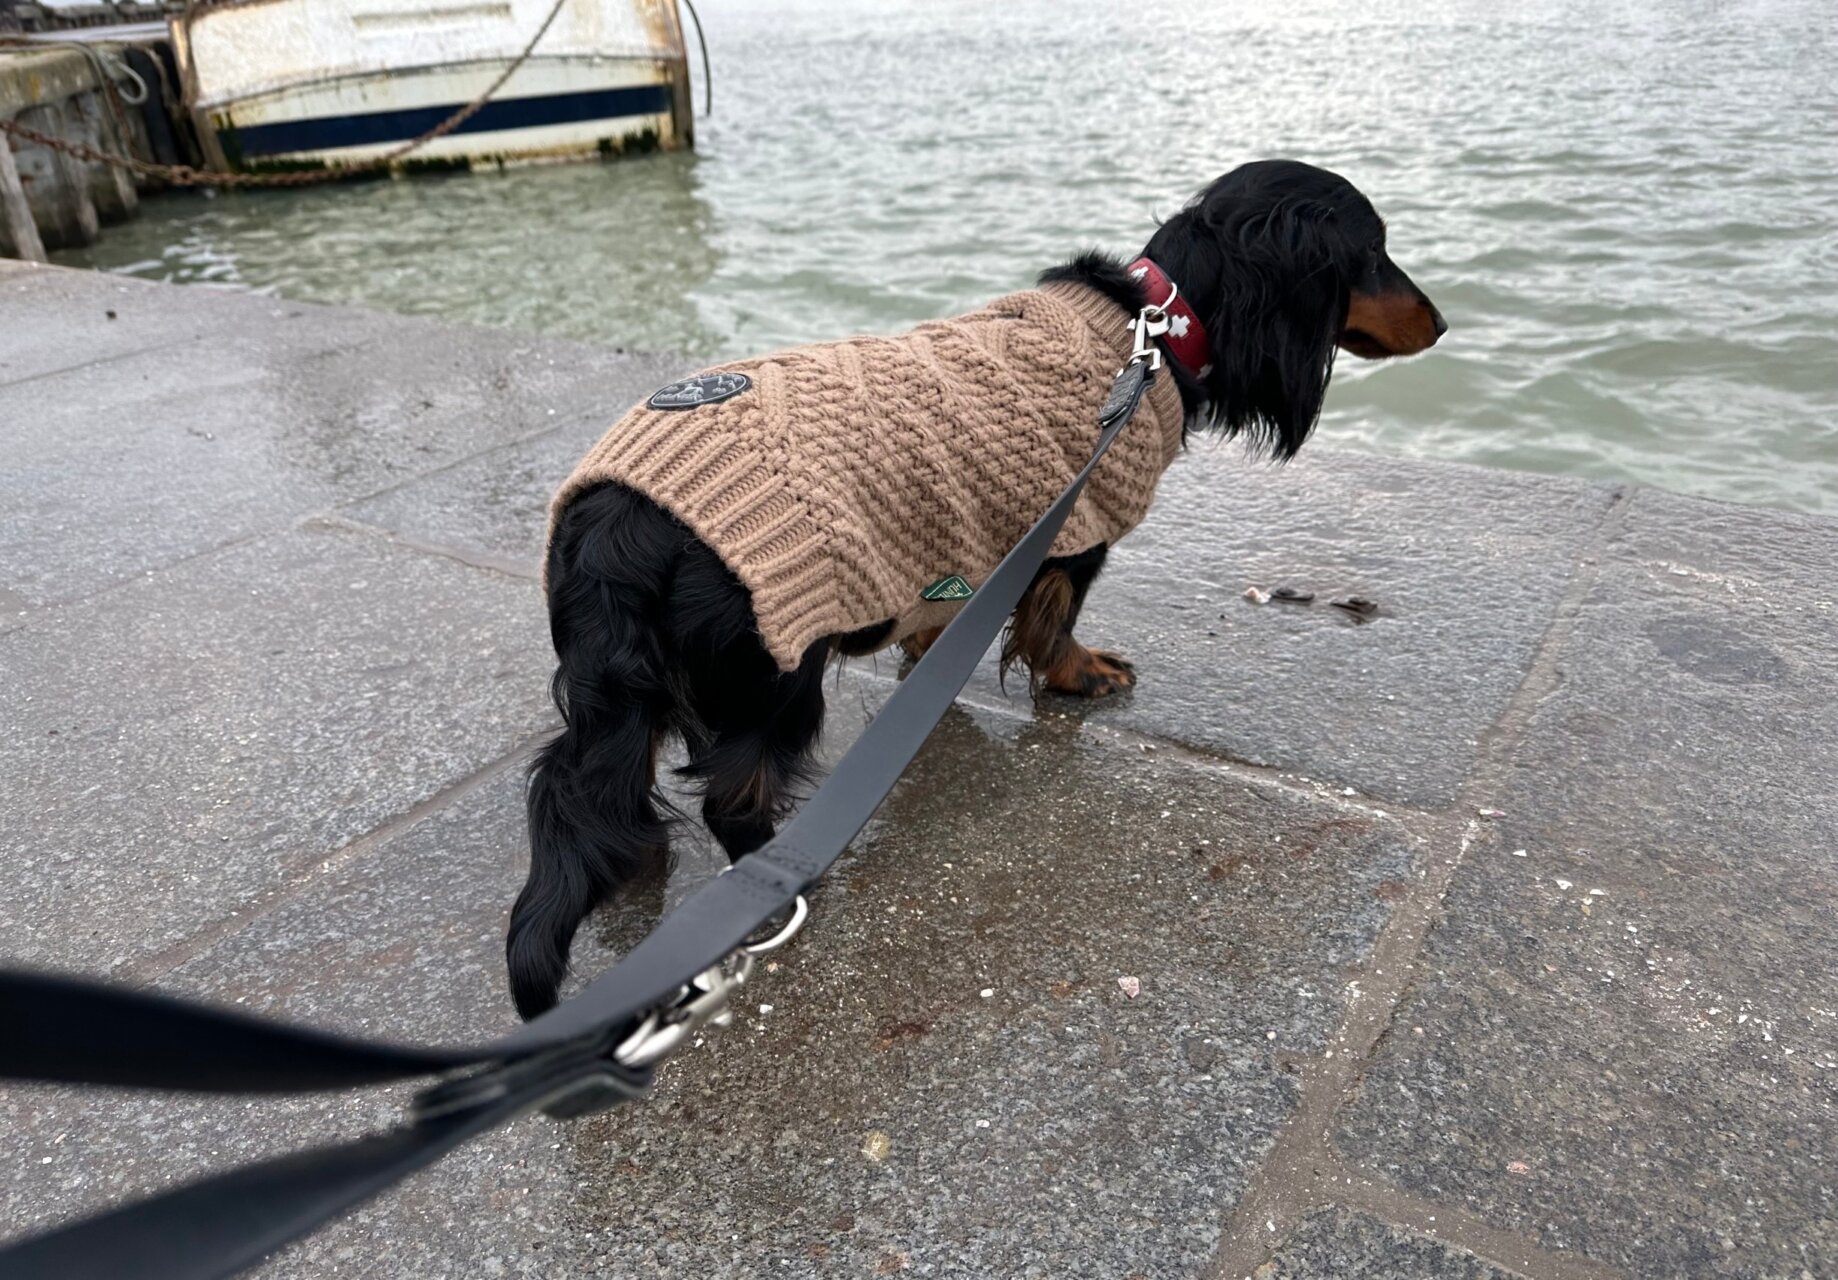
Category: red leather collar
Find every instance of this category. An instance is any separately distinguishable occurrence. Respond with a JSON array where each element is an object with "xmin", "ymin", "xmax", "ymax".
[{"xmin": 1126, "ymin": 257, "xmax": 1212, "ymax": 379}]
